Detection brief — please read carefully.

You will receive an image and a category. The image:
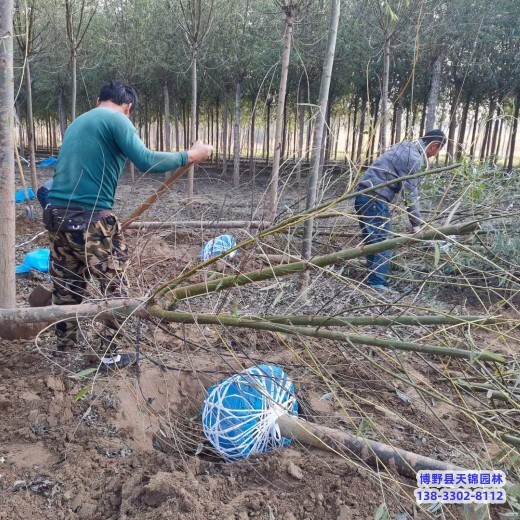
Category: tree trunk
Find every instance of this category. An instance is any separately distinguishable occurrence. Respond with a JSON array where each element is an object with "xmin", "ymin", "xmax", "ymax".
[
  {"xmin": 196, "ymin": 98, "xmax": 200, "ymax": 141},
  {"xmin": 425, "ymin": 55, "xmax": 442, "ymax": 132},
  {"xmin": 491, "ymin": 104, "xmax": 502, "ymax": 160},
  {"xmin": 207, "ymin": 107, "xmax": 211, "ymax": 146},
  {"xmin": 350, "ymin": 96, "xmax": 358, "ymax": 161},
  {"xmin": 456, "ymin": 94, "xmax": 471, "ymax": 160},
  {"xmin": 71, "ymin": 48, "xmax": 77, "ymax": 120},
  {"xmin": 164, "ymin": 83, "xmax": 171, "ymax": 151},
  {"xmin": 507, "ymin": 92, "xmax": 519, "ymax": 171},
  {"xmin": 0, "ymin": 0, "xmax": 16, "ymax": 307},
  {"xmin": 144, "ymin": 99, "xmax": 149, "ymax": 148},
  {"xmin": 480, "ymin": 99, "xmax": 495, "ymax": 161},
  {"xmin": 45, "ymin": 117, "xmax": 50, "ymax": 152},
  {"xmin": 228, "ymin": 113, "xmax": 232, "ymax": 162},
  {"xmin": 269, "ymin": 6, "xmax": 295, "ymax": 219},
  {"xmin": 52, "ymin": 118, "xmax": 57, "ymax": 151},
  {"xmin": 16, "ymin": 106, "xmax": 24, "ymax": 155},
  {"xmin": 480, "ymin": 119, "xmax": 491, "ymax": 162},
  {"xmin": 233, "ymin": 78, "xmax": 241, "ymax": 188},
  {"xmin": 419, "ymin": 96, "xmax": 427, "ymax": 137},
  {"xmin": 58, "ymin": 87, "xmax": 67, "ymax": 138},
  {"xmin": 24, "ymin": 60, "xmax": 37, "ymax": 192},
  {"xmin": 410, "ymin": 103, "xmax": 417, "ymax": 139},
  {"xmin": 182, "ymin": 102, "xmax": 187, "ymax": 149},
  {"xmin": 369, "ymin": 97, "xmax": 379, "ymax": 160},
  {"xmin": 215, "ymin": 97, "xmax": 220, "ymax": 162},
  {"xmin": 356, "ymin": 86, "xmax": 367, "ymax": 163},
  {"xmin": 281, "ymin": 89, "xmax": 289, "ymax": 161},
  {"xmin": 470, "ymin": 102, "xmax": 479, "ymax": 159},
  {"xmin": 301, "ymin": 0, "xmax": 340, "ymax": 290},
  {"xmin": 390, "ymin": 102, "xmax": 397, "ymax": 145},
  {"xmin": 249, "ymin": 93, "xmax": 256, "ymax": 179},
  {"xmin": 395, "ymin": 96, "xmax": 403, "ymax": 143},
  {"xmin": 296, "ymin": 81, "xmax": 305, "ymax": 185},
  {"xmin": 379, "ymin": 34, "xmax": 390, "ymax": 151},
  {"xmin": 497, "ymin": 117, "xmax": 506, "ymax": 159},
  {"xmin": 158, "ymin": 110, "xmax": 163, "ymax": 150},
  {"xmin": 333, "ymin": 117, "xmax": 340, "ymax": 160},
  {"xmin": 163, "ymin": 83, "xmax": 171, "ymax": 179},
  {"xmin": 445, "ymin": 78, "xmax": 462, "ymax": 164},
  {"xmin": 172, "ymin": 93, "xmax": 180, "ymax": 151},
  {"xmin": 292, "ymin": 103, "xmax": 297, "ymax": 160},
  {"xmin": 305, "ymin": 116, "xmax": 312, "ymax": 163},
  {"xmin": 222, "ymin": 96, "xmax": 228, "ymax": 177},
  {"xmin": 265, "ymin": 97, "xmax": 271, "ymax": 164},
  {"xmin": 404, "ymin": 104, "xmax": 410, "ymax": 138},
  {"xmin": 277, "ymin": 415, "xmax": 467, "ymax": 480},
  {"xmin": 324, "ymin": 94, "xmax": 333, "ymax": 162},
  {"xmin": 188, "ymin": 51, "xmax": 197, "ymax": 201},
  {"xmin": 344, "ymin": 110, "xmax": 351, "ymax": 164}
]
